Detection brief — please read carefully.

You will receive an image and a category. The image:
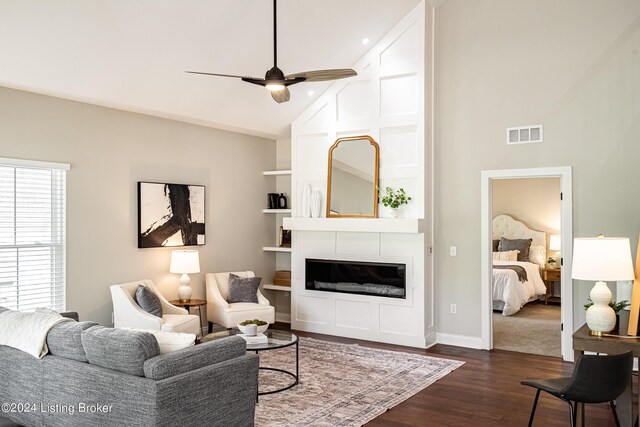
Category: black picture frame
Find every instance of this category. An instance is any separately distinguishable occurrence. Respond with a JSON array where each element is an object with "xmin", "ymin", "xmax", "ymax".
[{"xmin": 138, "ymin": 181, "xmax": 206, "ymax": 248}]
